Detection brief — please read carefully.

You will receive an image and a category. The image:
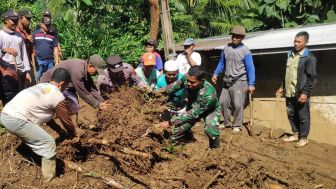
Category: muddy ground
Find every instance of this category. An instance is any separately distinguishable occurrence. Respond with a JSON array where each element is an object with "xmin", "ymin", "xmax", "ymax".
[{"xmin": 0, "ymin": 87, "xmax": 336, "ymax": 189}]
